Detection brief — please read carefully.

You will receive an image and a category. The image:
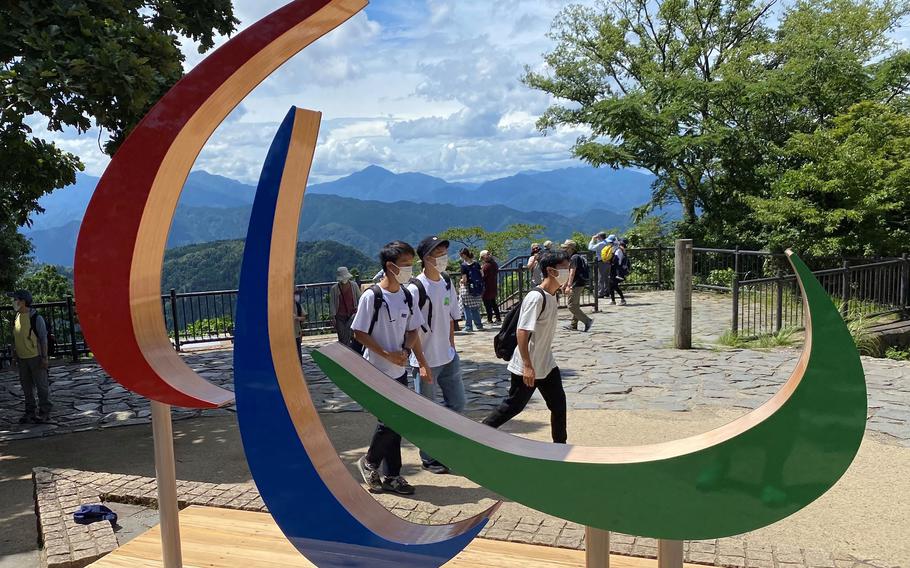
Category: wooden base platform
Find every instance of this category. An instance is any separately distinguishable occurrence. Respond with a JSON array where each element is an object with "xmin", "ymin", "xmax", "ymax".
[{"xmin": 89, "ymin": 506, "xmax": 694, "ymax": 568}]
